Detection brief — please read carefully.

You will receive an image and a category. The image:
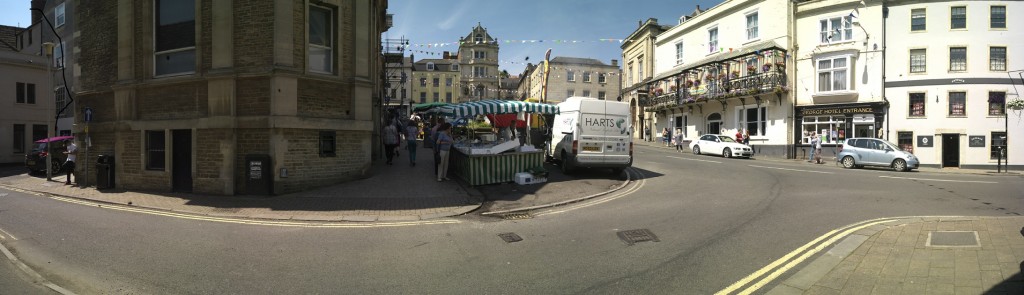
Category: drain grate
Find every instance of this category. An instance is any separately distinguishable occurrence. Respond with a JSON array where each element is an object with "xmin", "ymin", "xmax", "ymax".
[
  {"xmin": 498, "ymin": 232, "xmax": 523, "ymax": 243},
  {"xmin": 927, "ymin": 231, "xmax": 980, "ymax": 247},
  {"xmin": 617, "ymin": 229, "xmax": 660, "ymax": 245},
  {"xmin": 501, "ymin": 212, "xmax": 532, "ymax": 220}
]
